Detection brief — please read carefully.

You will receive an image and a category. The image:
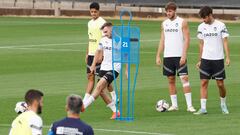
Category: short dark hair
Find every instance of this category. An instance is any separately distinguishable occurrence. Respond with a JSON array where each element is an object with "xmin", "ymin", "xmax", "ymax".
[
  {"xmin": 25, "ymin": 89, "xmax": 44, "ymax": 105},
  {"xmin": 90, "ymin": 2, "xmax": 100, "ymax": 10},
  {"xmin": 165, "ymin": 2, "xmax": 177, "ymax": 11},
  {"xmin": 67, "ymin": 94, "xmax": 83, "ymax": 114},
  {"xmin": 100, "ymin": 22, "xmax": 112, "ymax": 30},
  {"xmin": 199, "ymin": 6, "xmax": 213, "ymax": 18}
]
